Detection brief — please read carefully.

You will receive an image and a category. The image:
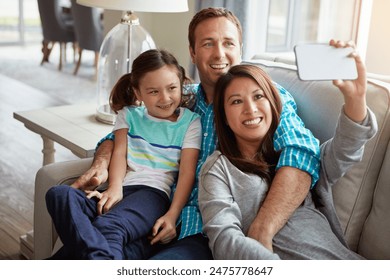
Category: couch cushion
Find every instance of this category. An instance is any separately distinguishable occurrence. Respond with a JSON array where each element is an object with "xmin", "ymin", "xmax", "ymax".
[
  {"xmin": 245, "ymin": 59, "xmax": 390, "ymax": 257},
  {"xmin": 359, "ymin": 139, "xmax": 390, "ymax": 259}
]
